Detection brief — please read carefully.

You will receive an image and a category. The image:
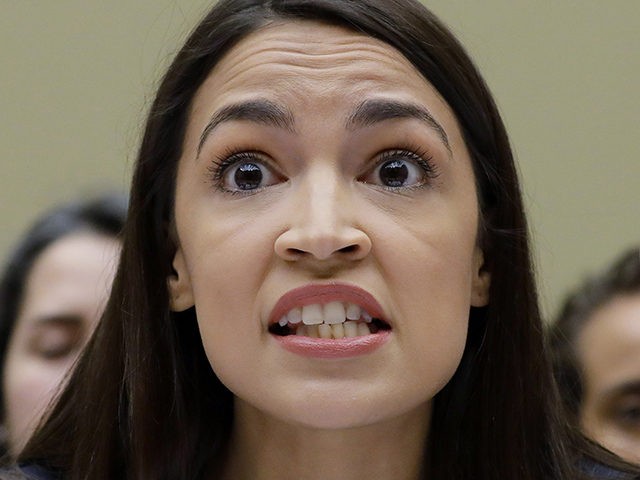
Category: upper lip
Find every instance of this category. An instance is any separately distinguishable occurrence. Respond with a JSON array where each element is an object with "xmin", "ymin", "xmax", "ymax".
[{"xmin": 267, "ymin": 282, "xmax": 389, "ymax": 327}]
